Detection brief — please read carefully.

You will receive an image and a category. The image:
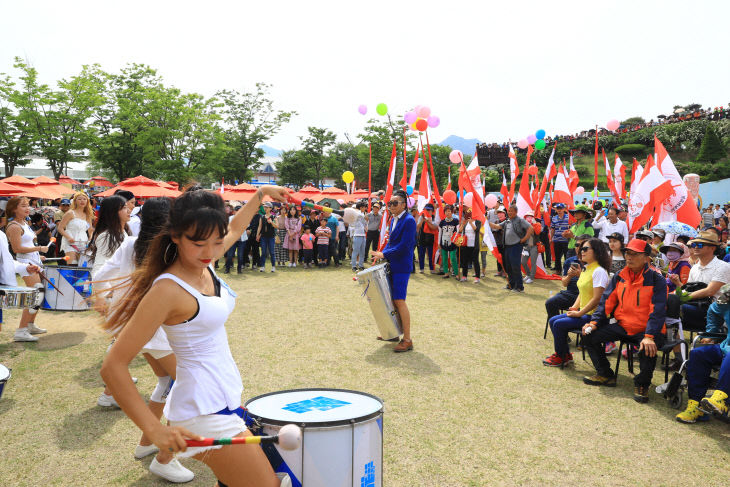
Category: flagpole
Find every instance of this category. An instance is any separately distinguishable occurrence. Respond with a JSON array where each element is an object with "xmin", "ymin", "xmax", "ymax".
[
  {"xmin": 368, "ymin": 143, "xmax": 372, "ymax": 212},
  {"xmin": 593, "ymin": 125, "xmax": 599, "ymax": 204}
]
